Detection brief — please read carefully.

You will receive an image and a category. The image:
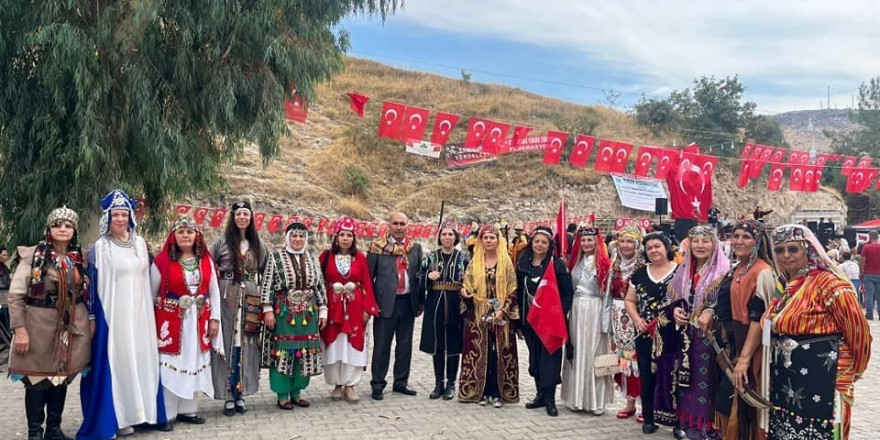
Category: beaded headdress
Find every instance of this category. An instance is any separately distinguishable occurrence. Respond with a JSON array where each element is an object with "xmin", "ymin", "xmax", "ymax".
[
  {"xmin": 577, "ymin": 226, "xmax": 599, "ymax": 237},
  {"xmin": 532, "ymin": 226, "xmax": 553, "ymax": 238},
  {"xmin": 231, "ymin": 200, "xmax": 252, "ymax": 213},
  {"xmin": 46, "ymin": 205, "xmax": 79, "ymax": 230},
  {"xmin": 771, "ymin": 224, "xmax": 809, "ymax": 245},
  {"xmin": 172, "ymin": 215, "xmax": 200, "ymax": 232},
  {"xmin": 688, "ymin": 225, "xmax": 716, "ymax": 239},
  {"xmin": 100, "ymin": 189, "xmax": 137, "ymax": 235},
  {"xmin": 334, "ymin": 217, "xmax": 357, "ymax": 234}
]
